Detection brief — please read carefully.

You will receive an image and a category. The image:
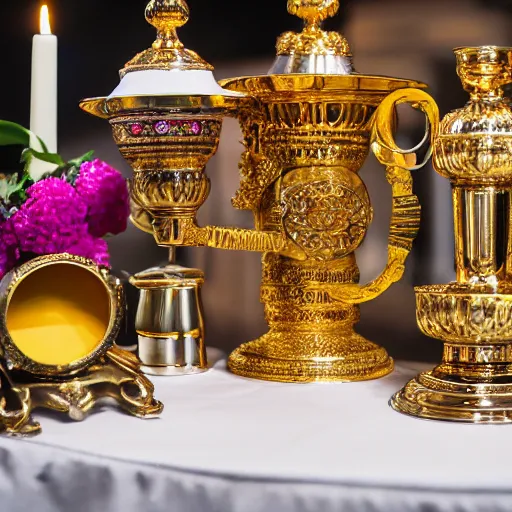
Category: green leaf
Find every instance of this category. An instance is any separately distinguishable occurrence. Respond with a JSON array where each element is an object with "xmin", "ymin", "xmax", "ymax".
[
  {"xmin": 21, "ymin": 148, "xmax": 65, "ymax": 167},
  {"xmin": 68, "ymin": 150, "xmax": 95, "ymax": 168},
  {"xmin": 0, "ymin": 173, "xmax": 31, "ymax": 206},
  {"xmin": 0, "ymin": 121, "xmax": 48, "ymax": 152}
]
